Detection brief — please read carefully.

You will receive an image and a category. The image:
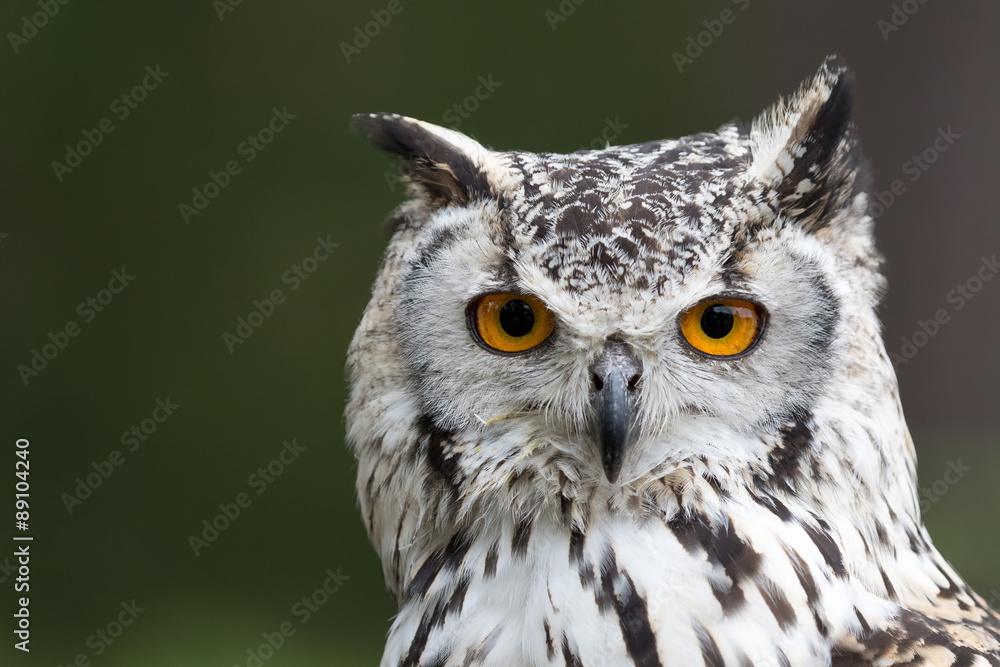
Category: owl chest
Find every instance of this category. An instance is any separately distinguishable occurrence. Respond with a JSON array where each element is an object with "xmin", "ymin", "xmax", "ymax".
[{"xmin": 385, "ymin": 517, "xmax": 834, "ymax": 666}]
